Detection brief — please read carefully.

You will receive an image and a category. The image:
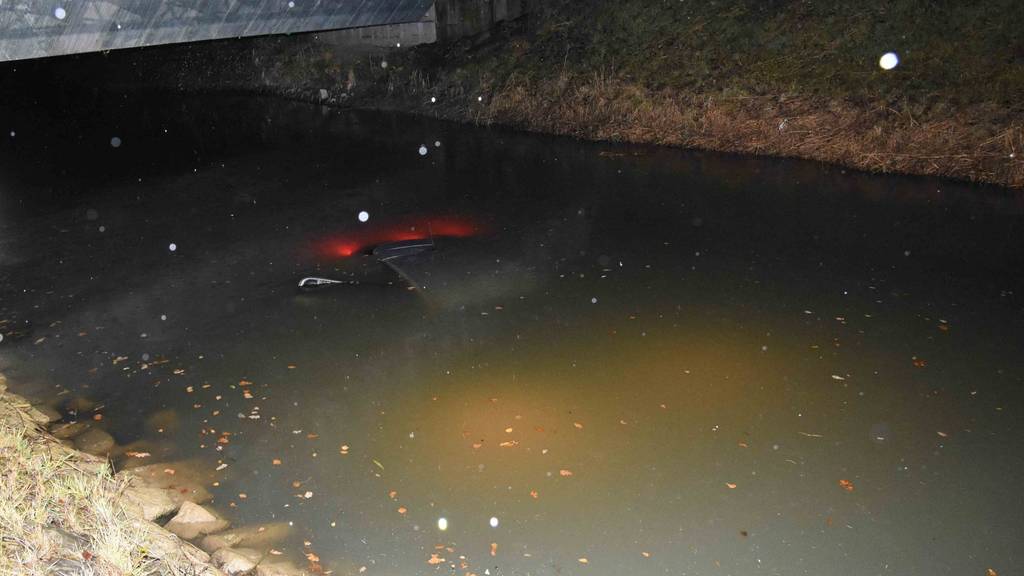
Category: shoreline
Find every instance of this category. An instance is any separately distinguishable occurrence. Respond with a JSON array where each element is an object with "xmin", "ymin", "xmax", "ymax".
[
  {"xmin": 0, "ymin": 372, "xmax": 312, "ymax": 576},
  {"xmin": 3, "ymin": 3, "xmax": 1022, "ymax": 189},
  {"xmin": 27, "ymin": 0, "xmax": 1017, "ymax": 191}
]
